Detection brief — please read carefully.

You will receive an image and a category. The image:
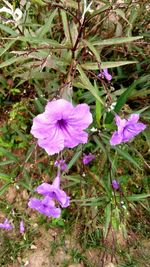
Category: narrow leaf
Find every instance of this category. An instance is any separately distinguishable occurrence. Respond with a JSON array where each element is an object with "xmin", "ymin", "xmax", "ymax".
[
  {"xmin": 91, "ymin": 36, "xmax": 142, "ymax": 46},
  {"xmin": 0, "ymin": 182, "xmax": 11, "ymax": 196},
  {"xmin": 81, "ymin": 61, "xmax": 137, "ymax": 70},
  {"xmin": 0, "ymin": 173, "xmax": 12, "ymax": 182},
  {"xmin": 0, "ymin": 147, "xmax": 18, "ymax": 161}
]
